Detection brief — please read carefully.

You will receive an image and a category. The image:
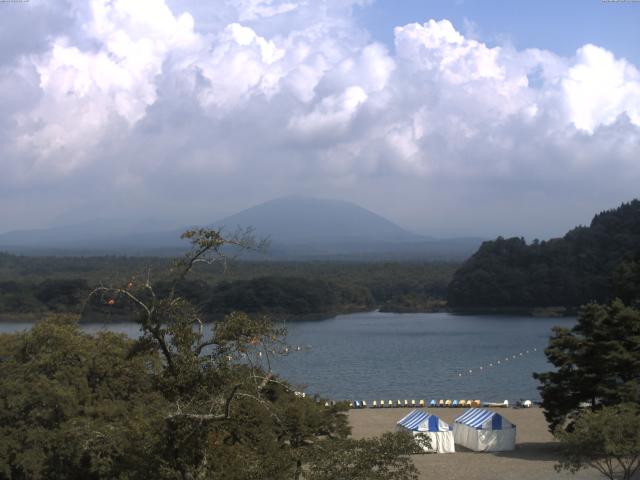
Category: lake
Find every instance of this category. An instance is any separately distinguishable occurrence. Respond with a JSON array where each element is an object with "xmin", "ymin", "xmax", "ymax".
[{"xmin": 0, "ymin": 311, "xmax": 573, "ymax": 404}]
